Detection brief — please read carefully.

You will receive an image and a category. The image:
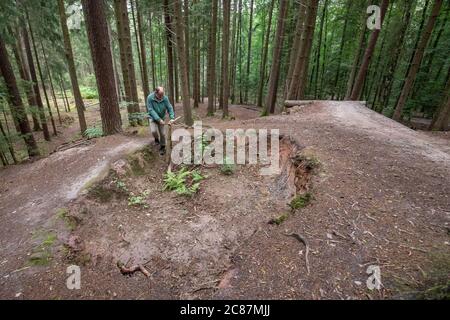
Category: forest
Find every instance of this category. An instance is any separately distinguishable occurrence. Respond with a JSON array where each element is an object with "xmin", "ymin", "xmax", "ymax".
[
  {"xmin": 0, "ymin": 0, "xmax": 449, "ymax": 301},
  {"xmin": 0, "ymin": 0, "xmax": 449, "ymax": 162}
]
